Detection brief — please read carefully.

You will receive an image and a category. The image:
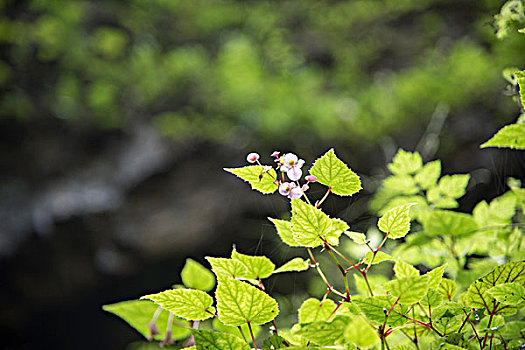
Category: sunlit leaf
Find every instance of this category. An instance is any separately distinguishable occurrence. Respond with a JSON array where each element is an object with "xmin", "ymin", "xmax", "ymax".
[
  {"xmin": 293, "ymin": 316, "xmax": 348, "ymax": 346},
  {"xmin": 345, "ymin": 231, "xmax": 367, "ymax": 244},
  {"xmin": 344, "ymin": 315, "xmax": 380, "ymax": 347},
  {"xmin": 394, "ymin": 259, "xmax": 419, "ymax": 278},
  {"xmin": 290, "ymin": 199, "xmax": 332, "ymax": 247},
  {"xmin": 486, "ymin": 282, "xmax": 525, "ymax": 305},
  {"xmin": 224, "ymin": 165, "xmax": 278, "ymax": 194},
  {"xmin": 378, "ymin": 203, "xmax": 416, "ymax": 239},
  {"xmin": 364, "ymin": 251, "xmax": 394, "ymax": 265},
  {"xmin": 415, "ymin": 160, "xmax": 441, "ymax": 190},
  {"xmin": 298, "ymin": 298, "xmax": 337, "ymax": 324},
  {"xmin": 206, "ymin": 257, "xmax": 248, "ymax": 279},
  {"xmin": 181, "ymin": 258, "xmax": 215, "ymax": 292},
  {"xmin": 216, "ymin": 278, "xmax": 279, "ymax": 326},
  {"xmin": 274, "ymin": 257, "xmax": 310, "ymax": 274},
  {"xmin": 481, "ymin": 124, "xmax": 525, "ymax": 149},
  {"xmin": 309, "ymin": 149, "xmax": 361, "ymax": 196},
  {"xmin": 423, "ymin": 210, "xmax": 478, "ymax": 237},
  {"xmin": 268, "ymin": 217, "xmax": 299, "ymax": 247},
  {"xmin": 388, "ymin": 149, "xmax": 423, "ymax": 175},
  {"xmin": 231, "ymin": 249, "xmax": 275, "ymax": 279},
  {"xmin": 140, "ymin": 289, "xmax": 215, "ymax": 321},
  {"xmin": 384, "ymin": 275, "xmax": 429, "ymax": 304},
  {"xmin": 192, "ymin": 329, "xmax": 250, "ymax": 350},
  {"xmin": 425, "ymin": 264, "xmax": 447, "ymax": 290}
]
